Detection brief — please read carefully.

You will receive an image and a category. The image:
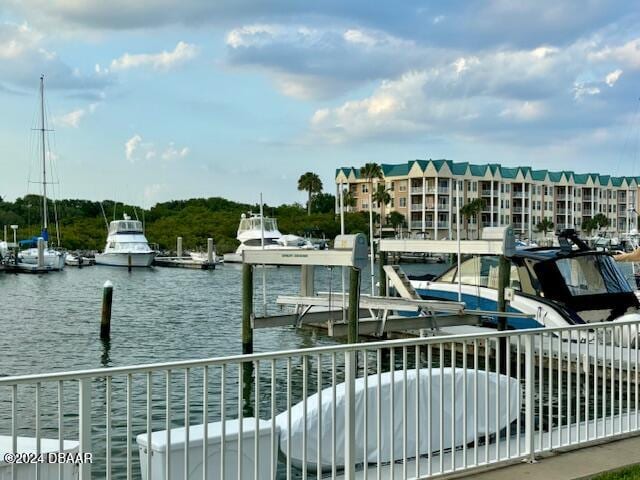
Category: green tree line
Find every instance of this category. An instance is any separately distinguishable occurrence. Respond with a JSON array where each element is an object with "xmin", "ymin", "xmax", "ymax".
[{"xmin": 0, "ymin": 193, "xmax": 371, "ymax": 253}]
